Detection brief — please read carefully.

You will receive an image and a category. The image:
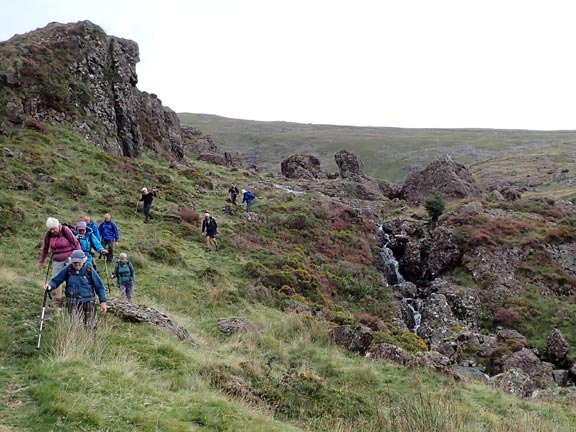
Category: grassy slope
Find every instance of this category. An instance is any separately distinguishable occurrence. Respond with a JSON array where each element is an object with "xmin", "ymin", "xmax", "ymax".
[
  {"xmin": 1, "ymin": 127, "xmax": 575, "ymax": 431},
  {"xmin": 178, "ymin": 113, "xmax": 576, "ymax": 187}
]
